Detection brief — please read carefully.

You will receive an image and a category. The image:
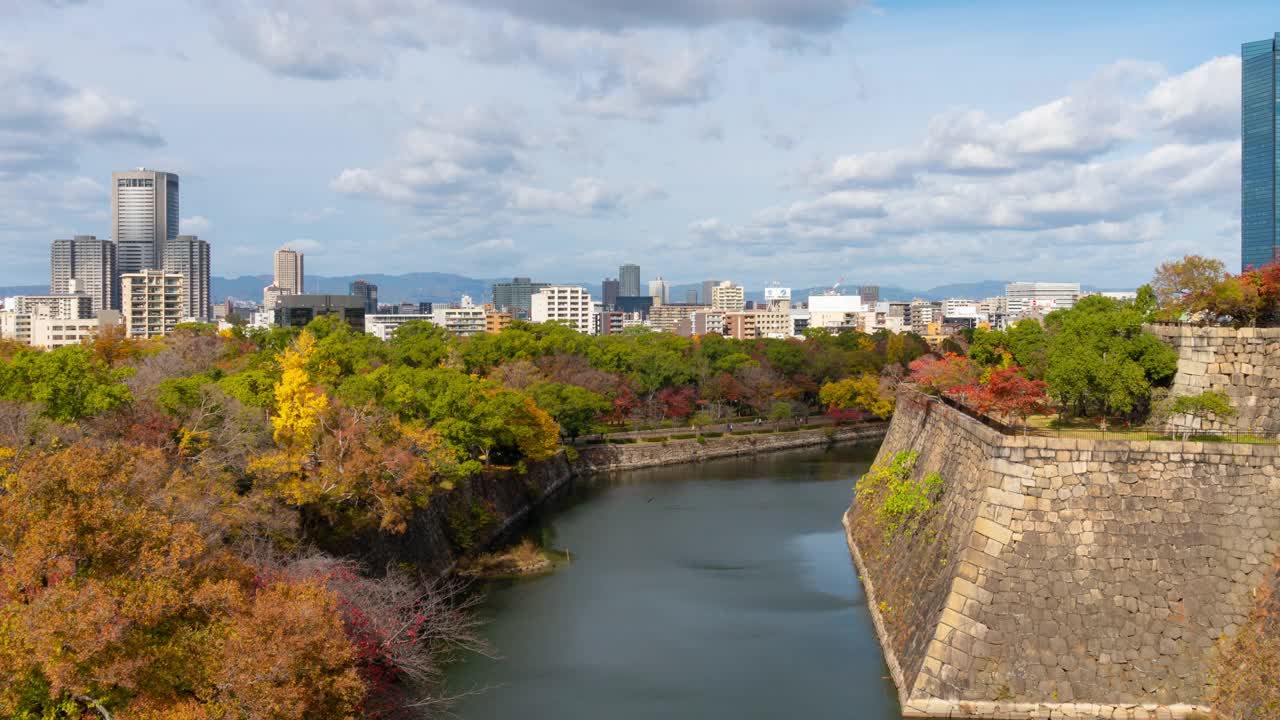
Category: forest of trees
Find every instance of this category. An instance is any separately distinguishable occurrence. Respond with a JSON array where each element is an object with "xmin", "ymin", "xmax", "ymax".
[{"xmin": 0, "ymin": 317, "xmax": 923, "ymax": 718}]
